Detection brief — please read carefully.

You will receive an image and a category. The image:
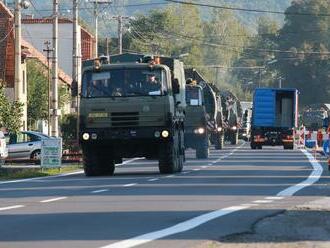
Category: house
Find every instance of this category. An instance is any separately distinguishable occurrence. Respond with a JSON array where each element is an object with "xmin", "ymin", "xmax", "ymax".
[{"xmin": 22, "ymin": 17, "xmax": 96, "ymax": 77}]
